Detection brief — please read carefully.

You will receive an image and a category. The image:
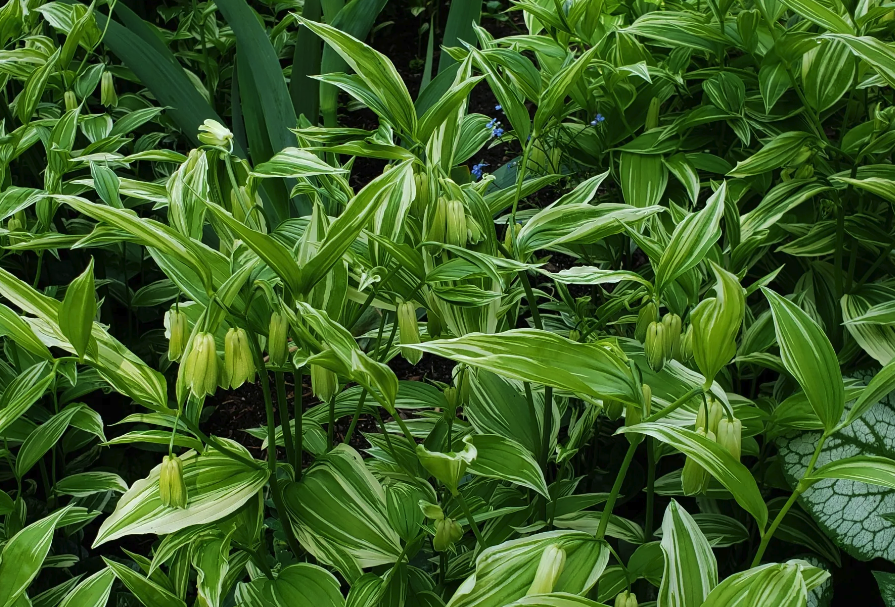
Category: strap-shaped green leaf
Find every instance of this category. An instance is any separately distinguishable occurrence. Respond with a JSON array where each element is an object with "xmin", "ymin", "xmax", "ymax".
[
  {"xmin": 806, "ymin": 455, "xmax": 895, "ymax": 490},
  {"xmin": 655, "ymin": 181, "xmax": 726, "ymax": 294},
  {"xmin": 0, "ymin": 507, "xmax": 71, "ymax": 607},
  {"xmin": 467, "ymin": 434, "xmax": 550, "ymax": 497},
  {"xmin": 408, "ymin": 329, "xmax": 639, "ymax": 405},
  {"xmin": 620, "ymin": 422, "xmax": 768, "ymax": 529},
  {"xmin": 657, "ymin": 501, "xmax": 718, "ymax": 607},
  {"xmin": 763, "ymin": 288, "xmax": 845, "ymax": 432},
  {"xmin": 59, "ymin": 258, "xmax": 97, "ymax": 361},
  {"xmin": 779, "ymin": 0, "xmax": 854, "ymax": 33},
  {"xmin": 58, "ymin": 567, "xmax": 115, "ymax": 607}
]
